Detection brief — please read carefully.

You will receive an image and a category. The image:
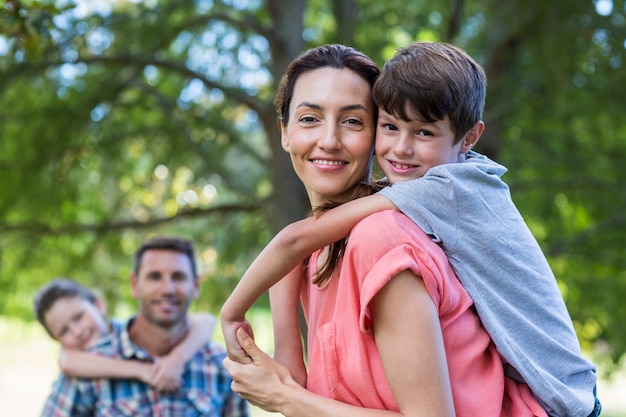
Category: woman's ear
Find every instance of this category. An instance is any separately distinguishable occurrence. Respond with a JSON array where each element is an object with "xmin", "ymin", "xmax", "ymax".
[
  {"xmin": 280, "ymin": 125, "xmax": 290, "ymax": 152},
  {"xmin": 460, "ymin": 120, "xmax": 484, "ymax": 152}
]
